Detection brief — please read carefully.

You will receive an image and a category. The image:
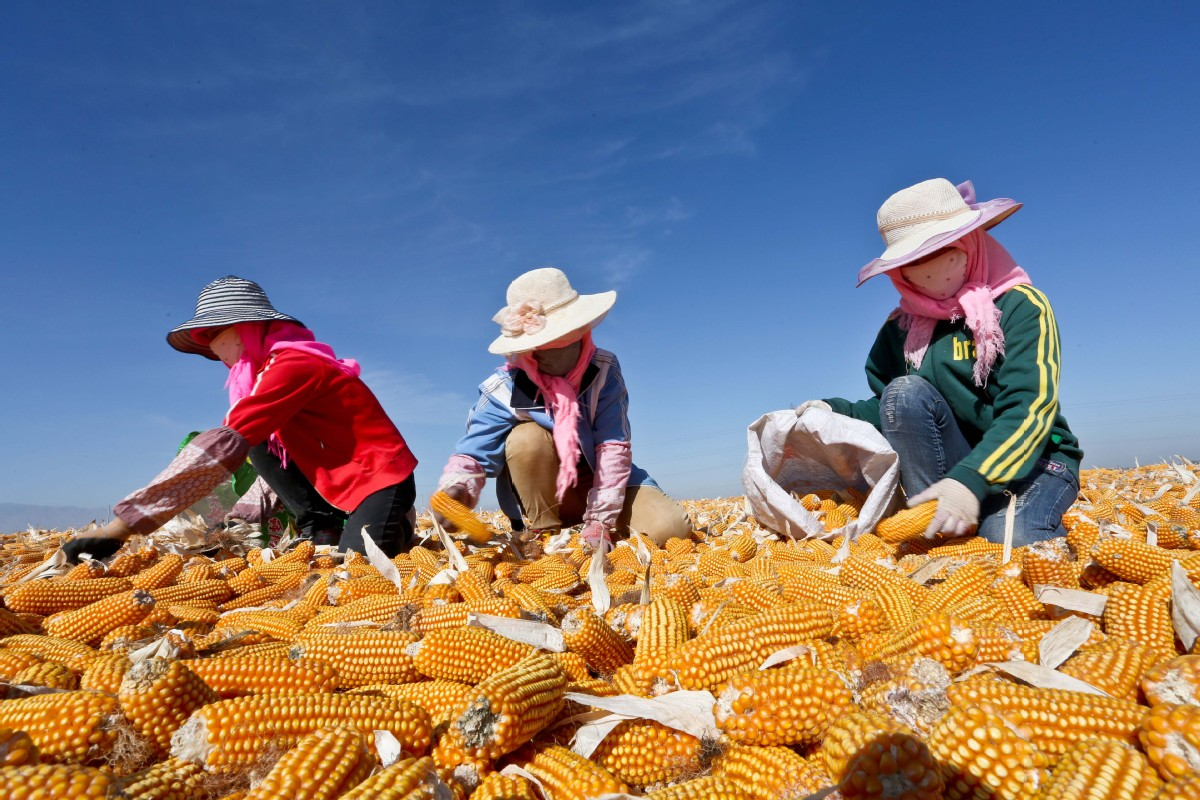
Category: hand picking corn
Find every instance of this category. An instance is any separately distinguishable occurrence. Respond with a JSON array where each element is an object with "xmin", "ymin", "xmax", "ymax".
[{"xmin": 1, "ymin": 461, "xmax": 1199, "ymax": 799}]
